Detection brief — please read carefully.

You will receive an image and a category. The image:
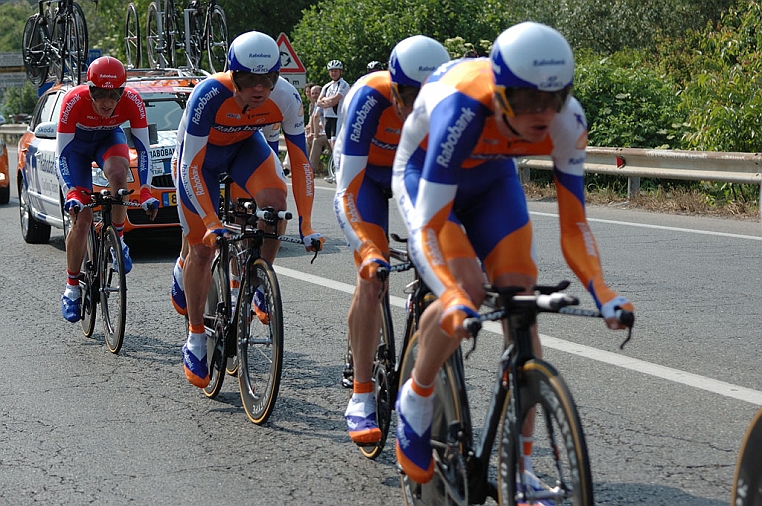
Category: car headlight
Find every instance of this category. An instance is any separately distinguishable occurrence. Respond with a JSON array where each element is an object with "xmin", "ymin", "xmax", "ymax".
[{"xmin": 92, "ymin": 166, "xmax": 135, "ymax": 187}]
